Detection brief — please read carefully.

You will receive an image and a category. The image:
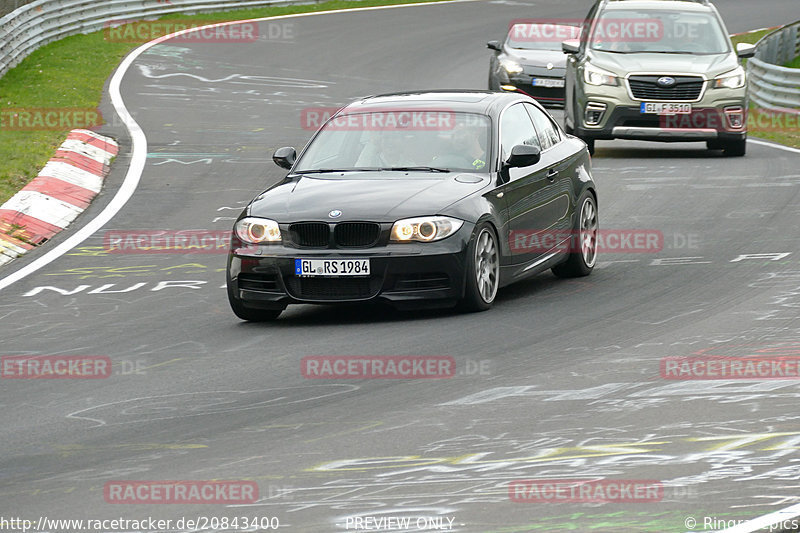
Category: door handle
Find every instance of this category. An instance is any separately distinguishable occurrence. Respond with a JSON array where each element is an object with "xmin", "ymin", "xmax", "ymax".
[{"xmin": 546, "ymin": 169, "xmax": 559, "ymax": 181}]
